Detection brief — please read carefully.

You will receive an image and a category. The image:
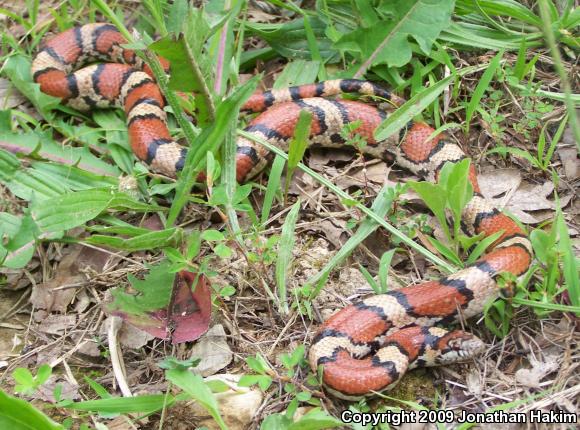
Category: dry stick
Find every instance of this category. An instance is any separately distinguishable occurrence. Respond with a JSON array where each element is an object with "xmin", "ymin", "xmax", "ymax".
[{"xmin": 108, "ymin": 316, "xmax": 133, "ymax": 397}]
